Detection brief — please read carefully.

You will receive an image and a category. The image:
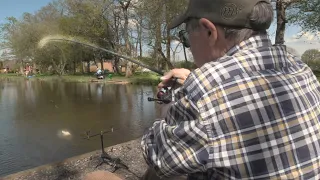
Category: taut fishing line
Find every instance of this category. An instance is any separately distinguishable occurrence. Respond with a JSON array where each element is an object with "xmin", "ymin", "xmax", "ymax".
[
  {"xmin": 38, "ymin": 34, "xmax": 177, "ymax": 104},
  {"xmin": 38, "ymin": 35, "xmax": 164, "ymax": 75}
]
